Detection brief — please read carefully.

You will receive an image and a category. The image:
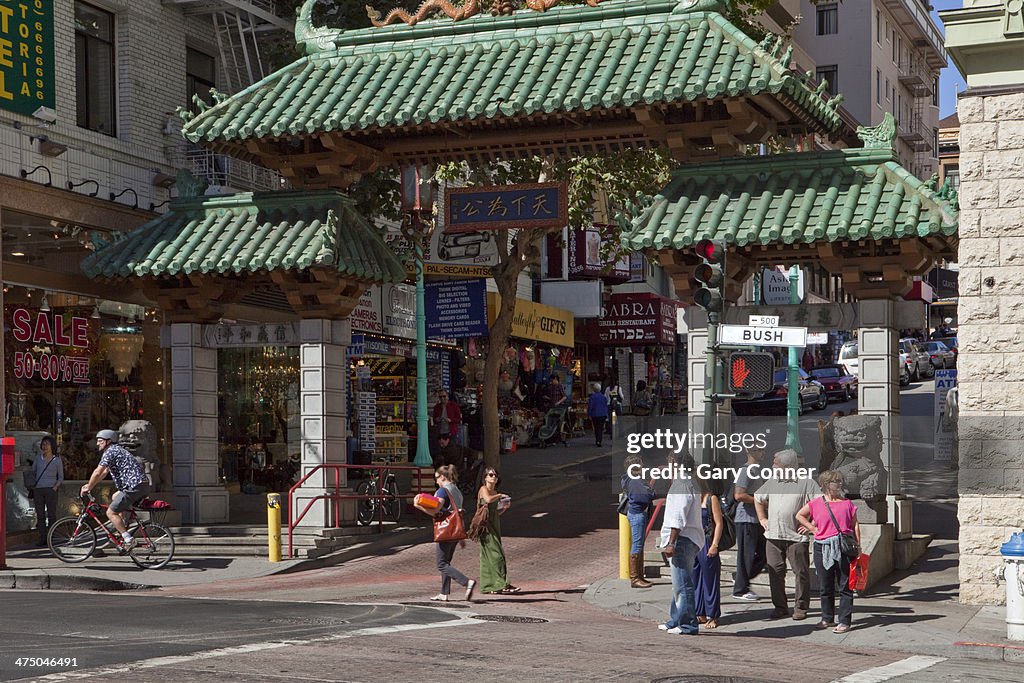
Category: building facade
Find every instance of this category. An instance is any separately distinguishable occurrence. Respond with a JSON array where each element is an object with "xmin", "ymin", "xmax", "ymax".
[{"xmin": 792, "ymin": 0, "xmax": 946, "ymax": 179}]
